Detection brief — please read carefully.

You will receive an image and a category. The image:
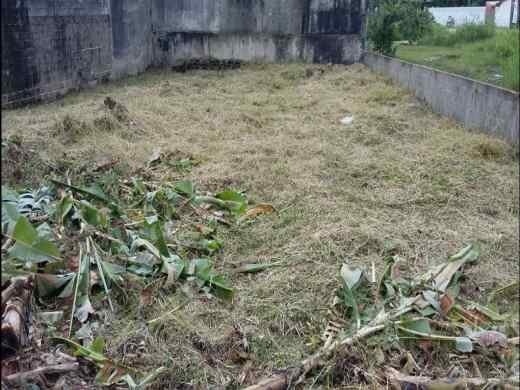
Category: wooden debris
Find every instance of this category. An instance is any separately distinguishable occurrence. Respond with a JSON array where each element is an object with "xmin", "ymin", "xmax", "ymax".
[
  {"xmin": 385, "ymin": 367, "xmax": 519, "ymax": 389},
  {"xmin": 1, "ymin": 277, "xmax": 29, "ymax": 312},
  {"xmin": 243, "ymin": 305, "xmax": 413, "ymax": 390},
  {"xmin": 3, "ymin": 363, "xmax": 79, "ymax": 386},
  {"xmin": 1, "ymin": 276, "xmax": 33, "ymax": 359}
]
